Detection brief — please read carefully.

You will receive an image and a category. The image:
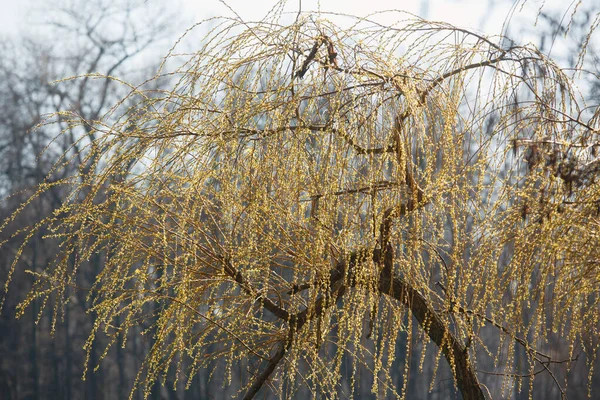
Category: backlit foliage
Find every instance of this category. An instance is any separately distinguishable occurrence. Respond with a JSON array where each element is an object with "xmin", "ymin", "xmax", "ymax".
[{"xmin": 2, "ymin": 3, "xmax": 600, "ymax": 399}]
